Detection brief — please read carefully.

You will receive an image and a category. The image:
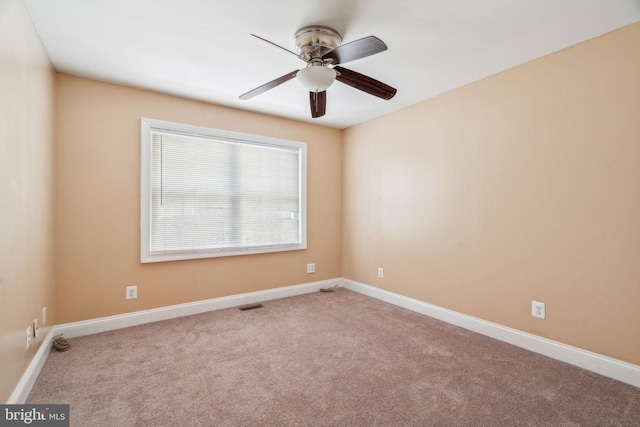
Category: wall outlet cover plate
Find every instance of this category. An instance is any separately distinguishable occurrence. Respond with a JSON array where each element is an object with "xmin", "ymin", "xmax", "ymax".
[{"xmin": 532, "ymin": 301, "xmax": 546, "ymax": 319}]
